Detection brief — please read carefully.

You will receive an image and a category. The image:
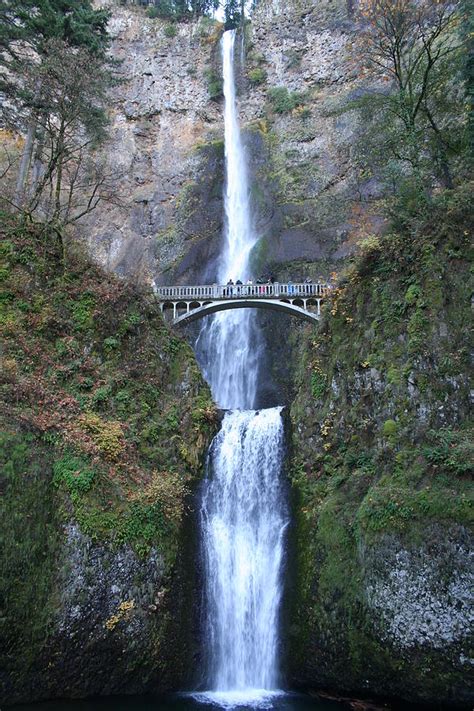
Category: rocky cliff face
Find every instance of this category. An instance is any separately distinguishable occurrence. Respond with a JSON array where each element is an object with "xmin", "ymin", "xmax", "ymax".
[
  {"xmin": 85, "ymin": 0, "xmax": 378, "ymax": 286},
  {"xmin": 287, "ymin": 188, "xmax": 473, "ymax": 707},
  {"xmin": 82, "ymin": 4, "xmax": 223, "ymax": 282}
]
